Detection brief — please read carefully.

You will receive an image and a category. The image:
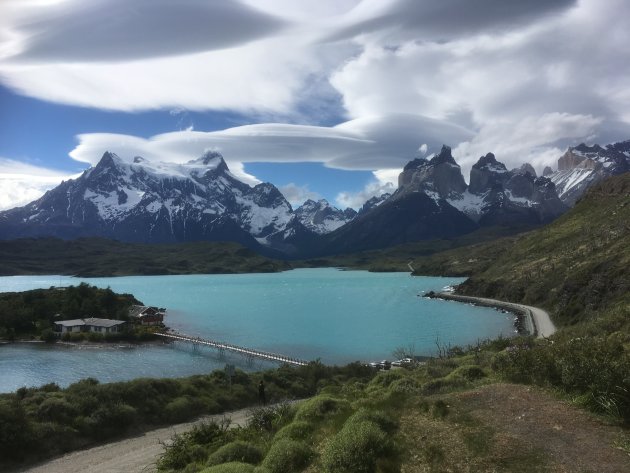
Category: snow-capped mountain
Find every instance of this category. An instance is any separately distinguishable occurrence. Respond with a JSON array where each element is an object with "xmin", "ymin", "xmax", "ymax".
[
  {"xmin": 548, "ymin": 141, "xmax": 630, "ymax": 206},
  {"xmin": 398, "ymin": 146, "xmax": 566, "ymax": 225},
  {"xmin": 314, "ymin": 146, "xmax": 567, "ymax": 255},
  {"xmin": 0, "ymin": 151, "xmax": 304, "ymax": 250},
  {"xmin": 294, "ymin": 199, "xmax": 357, "ymax": 235}
]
